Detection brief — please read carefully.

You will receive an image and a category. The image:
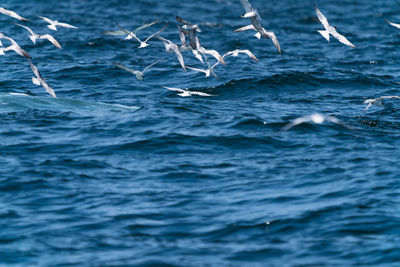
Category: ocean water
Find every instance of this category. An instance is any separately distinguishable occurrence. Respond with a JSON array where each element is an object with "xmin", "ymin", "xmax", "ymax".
[{"xmin": 1, "ymin": 0, "xmax": 400, "ymax": 266}]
